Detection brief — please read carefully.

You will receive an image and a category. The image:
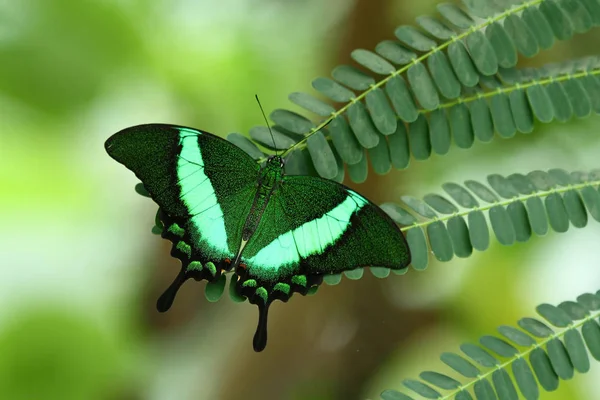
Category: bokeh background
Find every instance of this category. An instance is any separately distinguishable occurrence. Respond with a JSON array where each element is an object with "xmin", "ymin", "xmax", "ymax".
[{"xmin": 2, "ymin": 1, "xmax": 600, "ymax": 399}]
